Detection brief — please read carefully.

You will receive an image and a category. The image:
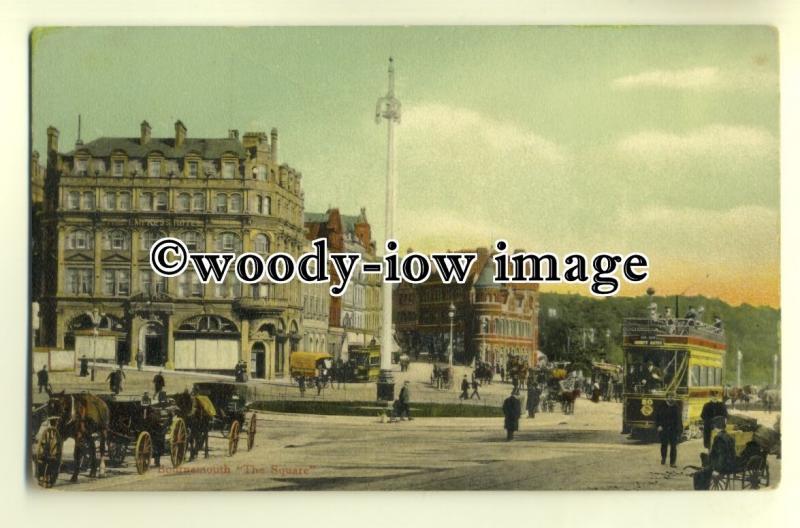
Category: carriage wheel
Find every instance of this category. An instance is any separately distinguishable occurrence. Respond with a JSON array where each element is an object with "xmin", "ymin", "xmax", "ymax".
[
  {"xmin": 168, "ymin": 417, "xmax": 187, "ymax": 468},
  {"xmin": 247, "ymin": 413, "xmax": 257, "ymax": 451},
  {"xmin": 227, "ymin": 420, "xmax": 241, "ymax": 456},
  {"xmin": 35, "ymin": 426, "xmax": 62, "ymax": 488},
  {"xmin": 742, "ymin": 456, "xmax": 764, "ymax": 489},
  {"xmin": 709, "ymin": 472, "xmax": 729, "ymax": 490},
  {"xmin": 134, "ymin": 431, "xmax": 152, "ymax": 475}
]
